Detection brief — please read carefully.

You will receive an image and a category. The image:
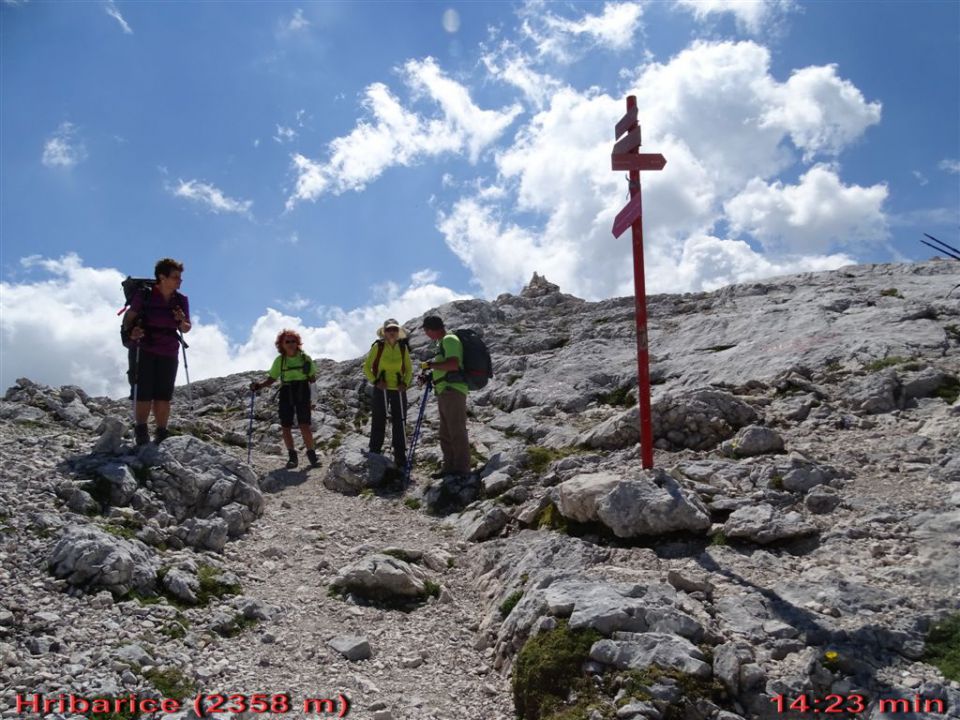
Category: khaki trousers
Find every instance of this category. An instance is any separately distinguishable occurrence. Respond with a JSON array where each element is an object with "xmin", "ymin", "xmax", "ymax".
[{"xmin": 437, "ymin": 388, "xmax": 470, "ymax": 474}]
